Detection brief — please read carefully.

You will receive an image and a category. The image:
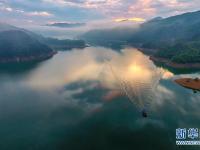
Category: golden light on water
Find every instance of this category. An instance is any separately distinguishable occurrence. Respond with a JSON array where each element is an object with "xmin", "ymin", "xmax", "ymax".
[
  {"xmin": 128, "ymin": 63, "xmax": 142, "ymax": 73},
  {"xmin": 100, "ymin": 48, "xmax": 163, "ymax": 90},
  {"xmin": 126, "ymin": 63, "xmax": 153, "ymax": 81},
  {"xmin": 26, "ymin": 47, "xmax": 174, "ymax": 89}
]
